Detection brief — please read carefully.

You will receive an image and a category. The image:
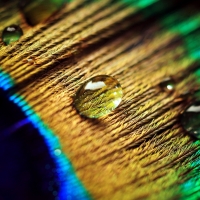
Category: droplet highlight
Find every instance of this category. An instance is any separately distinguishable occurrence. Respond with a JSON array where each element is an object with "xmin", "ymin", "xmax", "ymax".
[
  {"xmin": 2, "ymin": 25, "xmax": 23, "ymax": 45},
  {"xmin": 54, "ymin": 149, "xmax": 62, "ymax": 156},
  {"xmin": 159, "ymin": 77, "xmax": 175, "ymax": 93},
  {"xmin": 74, "ymin": 75, "xmax": 123, "ymax": 118},
  {"xmin": 180, "ymin": 101, "xmax": 200, "ymax": 139}
]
